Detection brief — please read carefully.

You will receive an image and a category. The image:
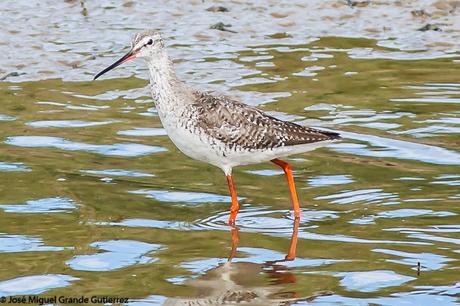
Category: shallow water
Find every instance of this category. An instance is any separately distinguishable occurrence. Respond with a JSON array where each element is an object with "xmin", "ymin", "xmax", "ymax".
[{"xmin": 1, "ymin": 1, "xmax": 460, "ymax": 305}]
